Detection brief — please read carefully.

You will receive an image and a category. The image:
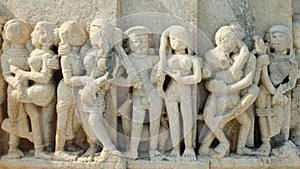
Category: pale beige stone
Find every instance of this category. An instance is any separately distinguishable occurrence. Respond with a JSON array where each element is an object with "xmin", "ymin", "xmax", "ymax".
[
  {"xmin": 199, "ymin": 23, "xmax": 258, "ymax": 159},
  {"xmin": 157, "ymin": 25, "xmax": 202, "ymax": 162},
  {"xmin": 254, "ymin": 0, "xmax": 293, "ymax": 38},
  {"xmin": 255, "ymin": 25, "xmax": 298, "ymax": 157},
  {"xmin": 0, "ymin": 0, "xmax": 118, "ymax": 27},
  {"xmin": 53, "ymin": 20, "xmax": 88, "ymax": 162},
  {"xmin": 1, "ymin": 19, "xmax": 32, "ymax": 159}
]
